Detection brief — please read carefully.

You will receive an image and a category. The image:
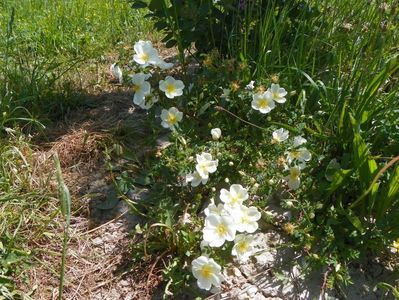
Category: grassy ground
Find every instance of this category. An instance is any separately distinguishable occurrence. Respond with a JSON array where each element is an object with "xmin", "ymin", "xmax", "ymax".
[
  {"xmin": 0, "ymin": 0, "xmax": 152, "ymax": 125},
  {"xmin": 0, "ymin": 1, "xmax": 152, "ymax": 298}
]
